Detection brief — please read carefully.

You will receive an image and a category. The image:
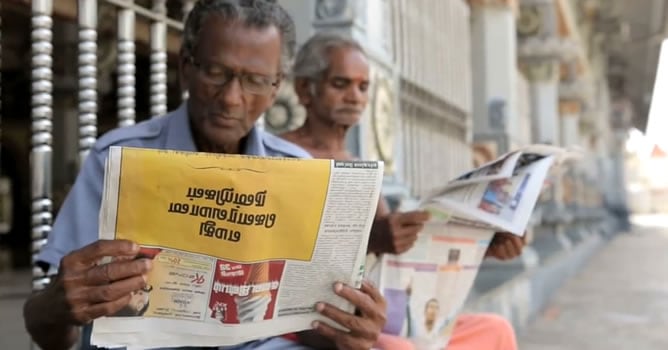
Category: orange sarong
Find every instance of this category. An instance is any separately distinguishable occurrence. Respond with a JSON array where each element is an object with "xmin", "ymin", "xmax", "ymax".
[{"xmin": 374, "ymin": 313, "xmax": 518, "ymax": 350}]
